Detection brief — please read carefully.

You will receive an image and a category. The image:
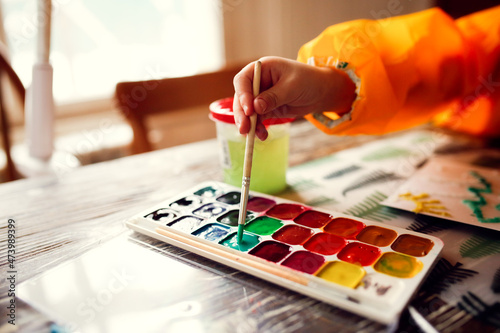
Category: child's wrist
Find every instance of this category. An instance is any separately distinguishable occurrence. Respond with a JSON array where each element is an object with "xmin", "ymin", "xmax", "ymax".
[
  {"xmin": 304, "ymin": 56, "xmax": 361, "ymax": 133},
  {"xmin": 318, "ymin": 66, "xmax": 357, "ymax": 115}
]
